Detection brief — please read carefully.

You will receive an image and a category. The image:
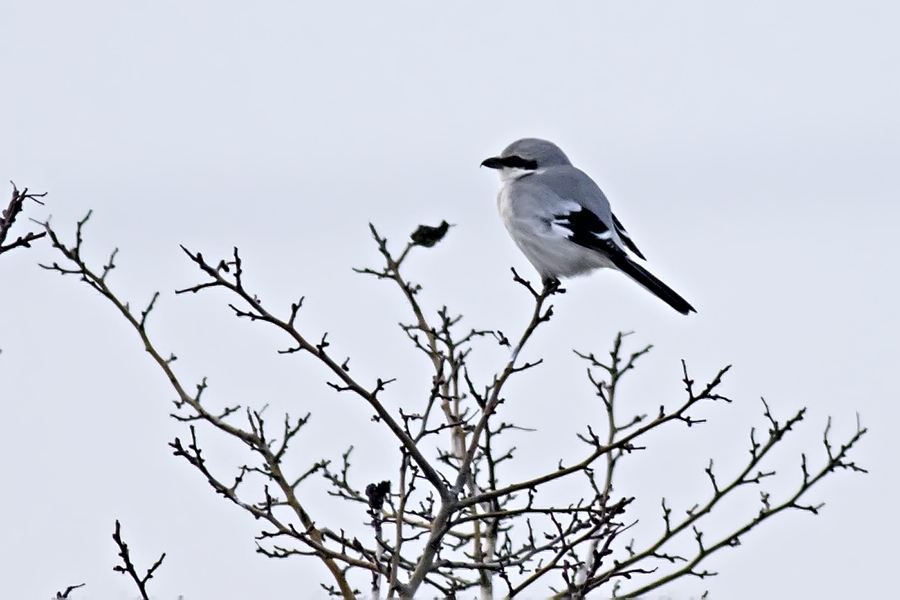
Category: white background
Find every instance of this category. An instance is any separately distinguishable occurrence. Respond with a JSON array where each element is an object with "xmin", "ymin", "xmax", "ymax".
[{"xmin": 2, "ymin": 2, "xmax": 896, "ymax": 598}]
